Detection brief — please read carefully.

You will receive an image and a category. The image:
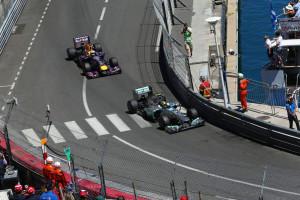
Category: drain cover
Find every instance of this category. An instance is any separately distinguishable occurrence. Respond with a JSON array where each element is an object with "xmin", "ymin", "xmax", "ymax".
[{"xmin": 256, "ymin": 115, "xmax": 270, "ymax": 120}]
